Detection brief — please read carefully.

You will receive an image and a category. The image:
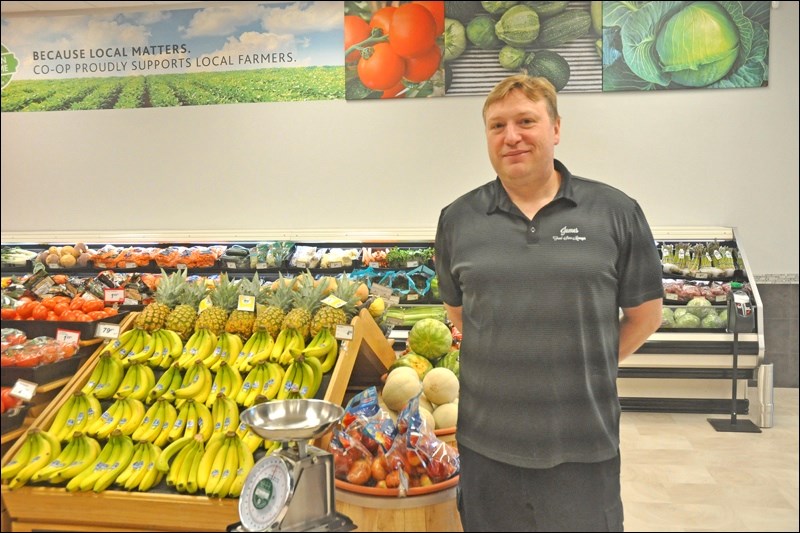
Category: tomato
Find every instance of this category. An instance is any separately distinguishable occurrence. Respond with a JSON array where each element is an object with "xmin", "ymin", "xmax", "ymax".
[
  {"xmin": 382, "ymin": 80, "xmax": 407, "ymax": 99},
  {"xmin": 31, "ymin": 304, "xmax": 49, "ymax": 321},
  {"xmin": 369, "ymin": 6, "xmax": 397, "ymax": 36},
  {"xmin": 53, "ymin": 302, "xmax": 69, "ymax": 317},
  {"xmin": 82, "ymin": 300, "xmax": 105, "ymax": 313},
  {"xmin": 344, "ymin": 15, "xmax": 371, "ymax": 63},
  {"xmin": 46, "ymin": 311, "xmax": 58, "ymax": 321},
  {"xmin": 14, "ymin": 352, "xmax": 41, "ymax": 367},
  {"xmin": 415, "ymin": 1, "xmax": 444, "ymax": 36},
  {"xmin": 52, "ymin": 296, "xmax": 71, "ymax": 306},
  {"xmin": 103, "ymin": 307, "xmax": 118, "ymax": 316},
  {"xmin": 69, "ymin": 297, "xmax": 85, "ymax": 311},
  {"xmin": 1, "ymin": 308, "xmax": 17, "ymax": 320},
  {"xmin": 16, "ymin": 301, "xmax": 38, "ymax": 319},
  {"xmin": 41, "ymin": 298, "xmax": 58, "ymax": 310},
  {"xmin": 358, "ymin": 43, "xmax": 405, "ymax": 91},
  {"xmin": 403, "ymin": 44, "xmax": 441, "ymax": 83},
  {"xmin": 387, "ymin": 3, "xmax": 437, "ymax": 59},
  {"xmin": 87, "ymin": 311, "xmax": 107, "ymax": 321}
]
